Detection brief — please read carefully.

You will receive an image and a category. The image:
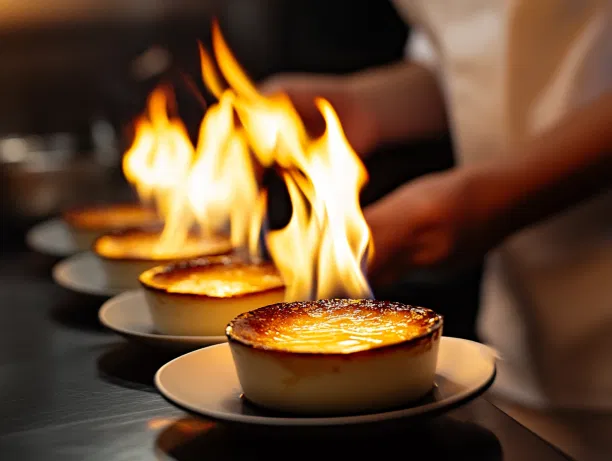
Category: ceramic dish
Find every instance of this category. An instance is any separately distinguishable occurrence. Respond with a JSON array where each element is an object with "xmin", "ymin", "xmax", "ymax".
[{"xmin": 155, "ymin": 338, "xmax": 496, "ymax": 427}]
